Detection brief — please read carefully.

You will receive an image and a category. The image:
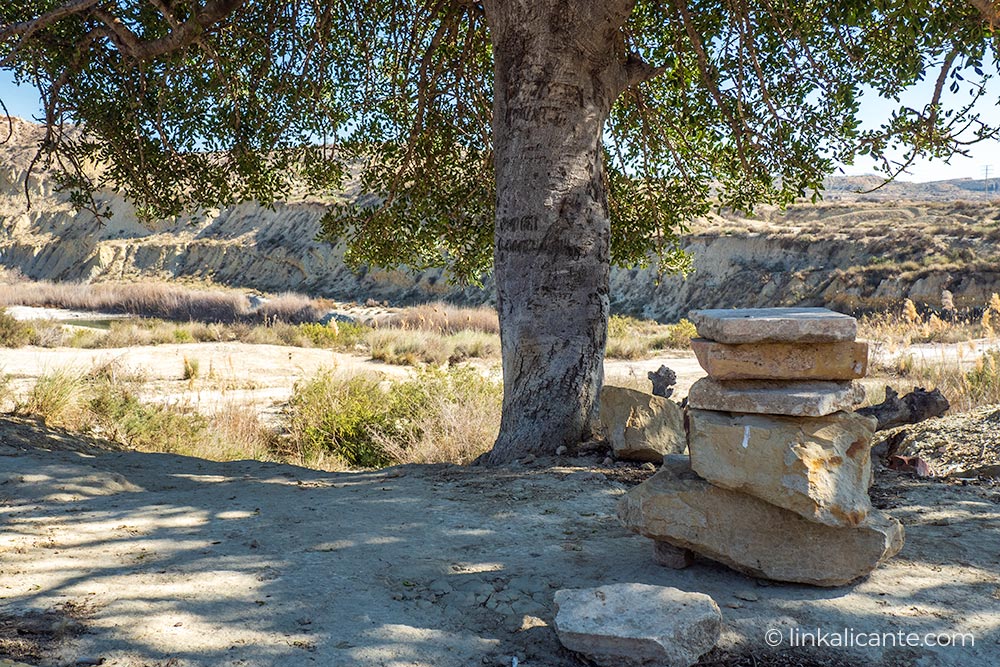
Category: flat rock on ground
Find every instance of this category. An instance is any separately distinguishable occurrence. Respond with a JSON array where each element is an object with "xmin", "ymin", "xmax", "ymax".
[
  {"xmin": 688, "ymin": 308, "xmax": 857, "ymax": 345},
  {"xmin": 691, "ymin": 339, "xmax": 869, "ymax": 381},
  {"xmin": 687, "ymin": 378, "xmax": 866, "ymax": 417},
  {"xmin": 553, "ymin": 583, "xmax": 721, "ymax": 667},
  {"xmin": 688, "ymin": 409, "xmax": 876, "ymax": 527},
  {"xmin": 1, "ymin": 418, "xmax": 999, "ymax": 667}
]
